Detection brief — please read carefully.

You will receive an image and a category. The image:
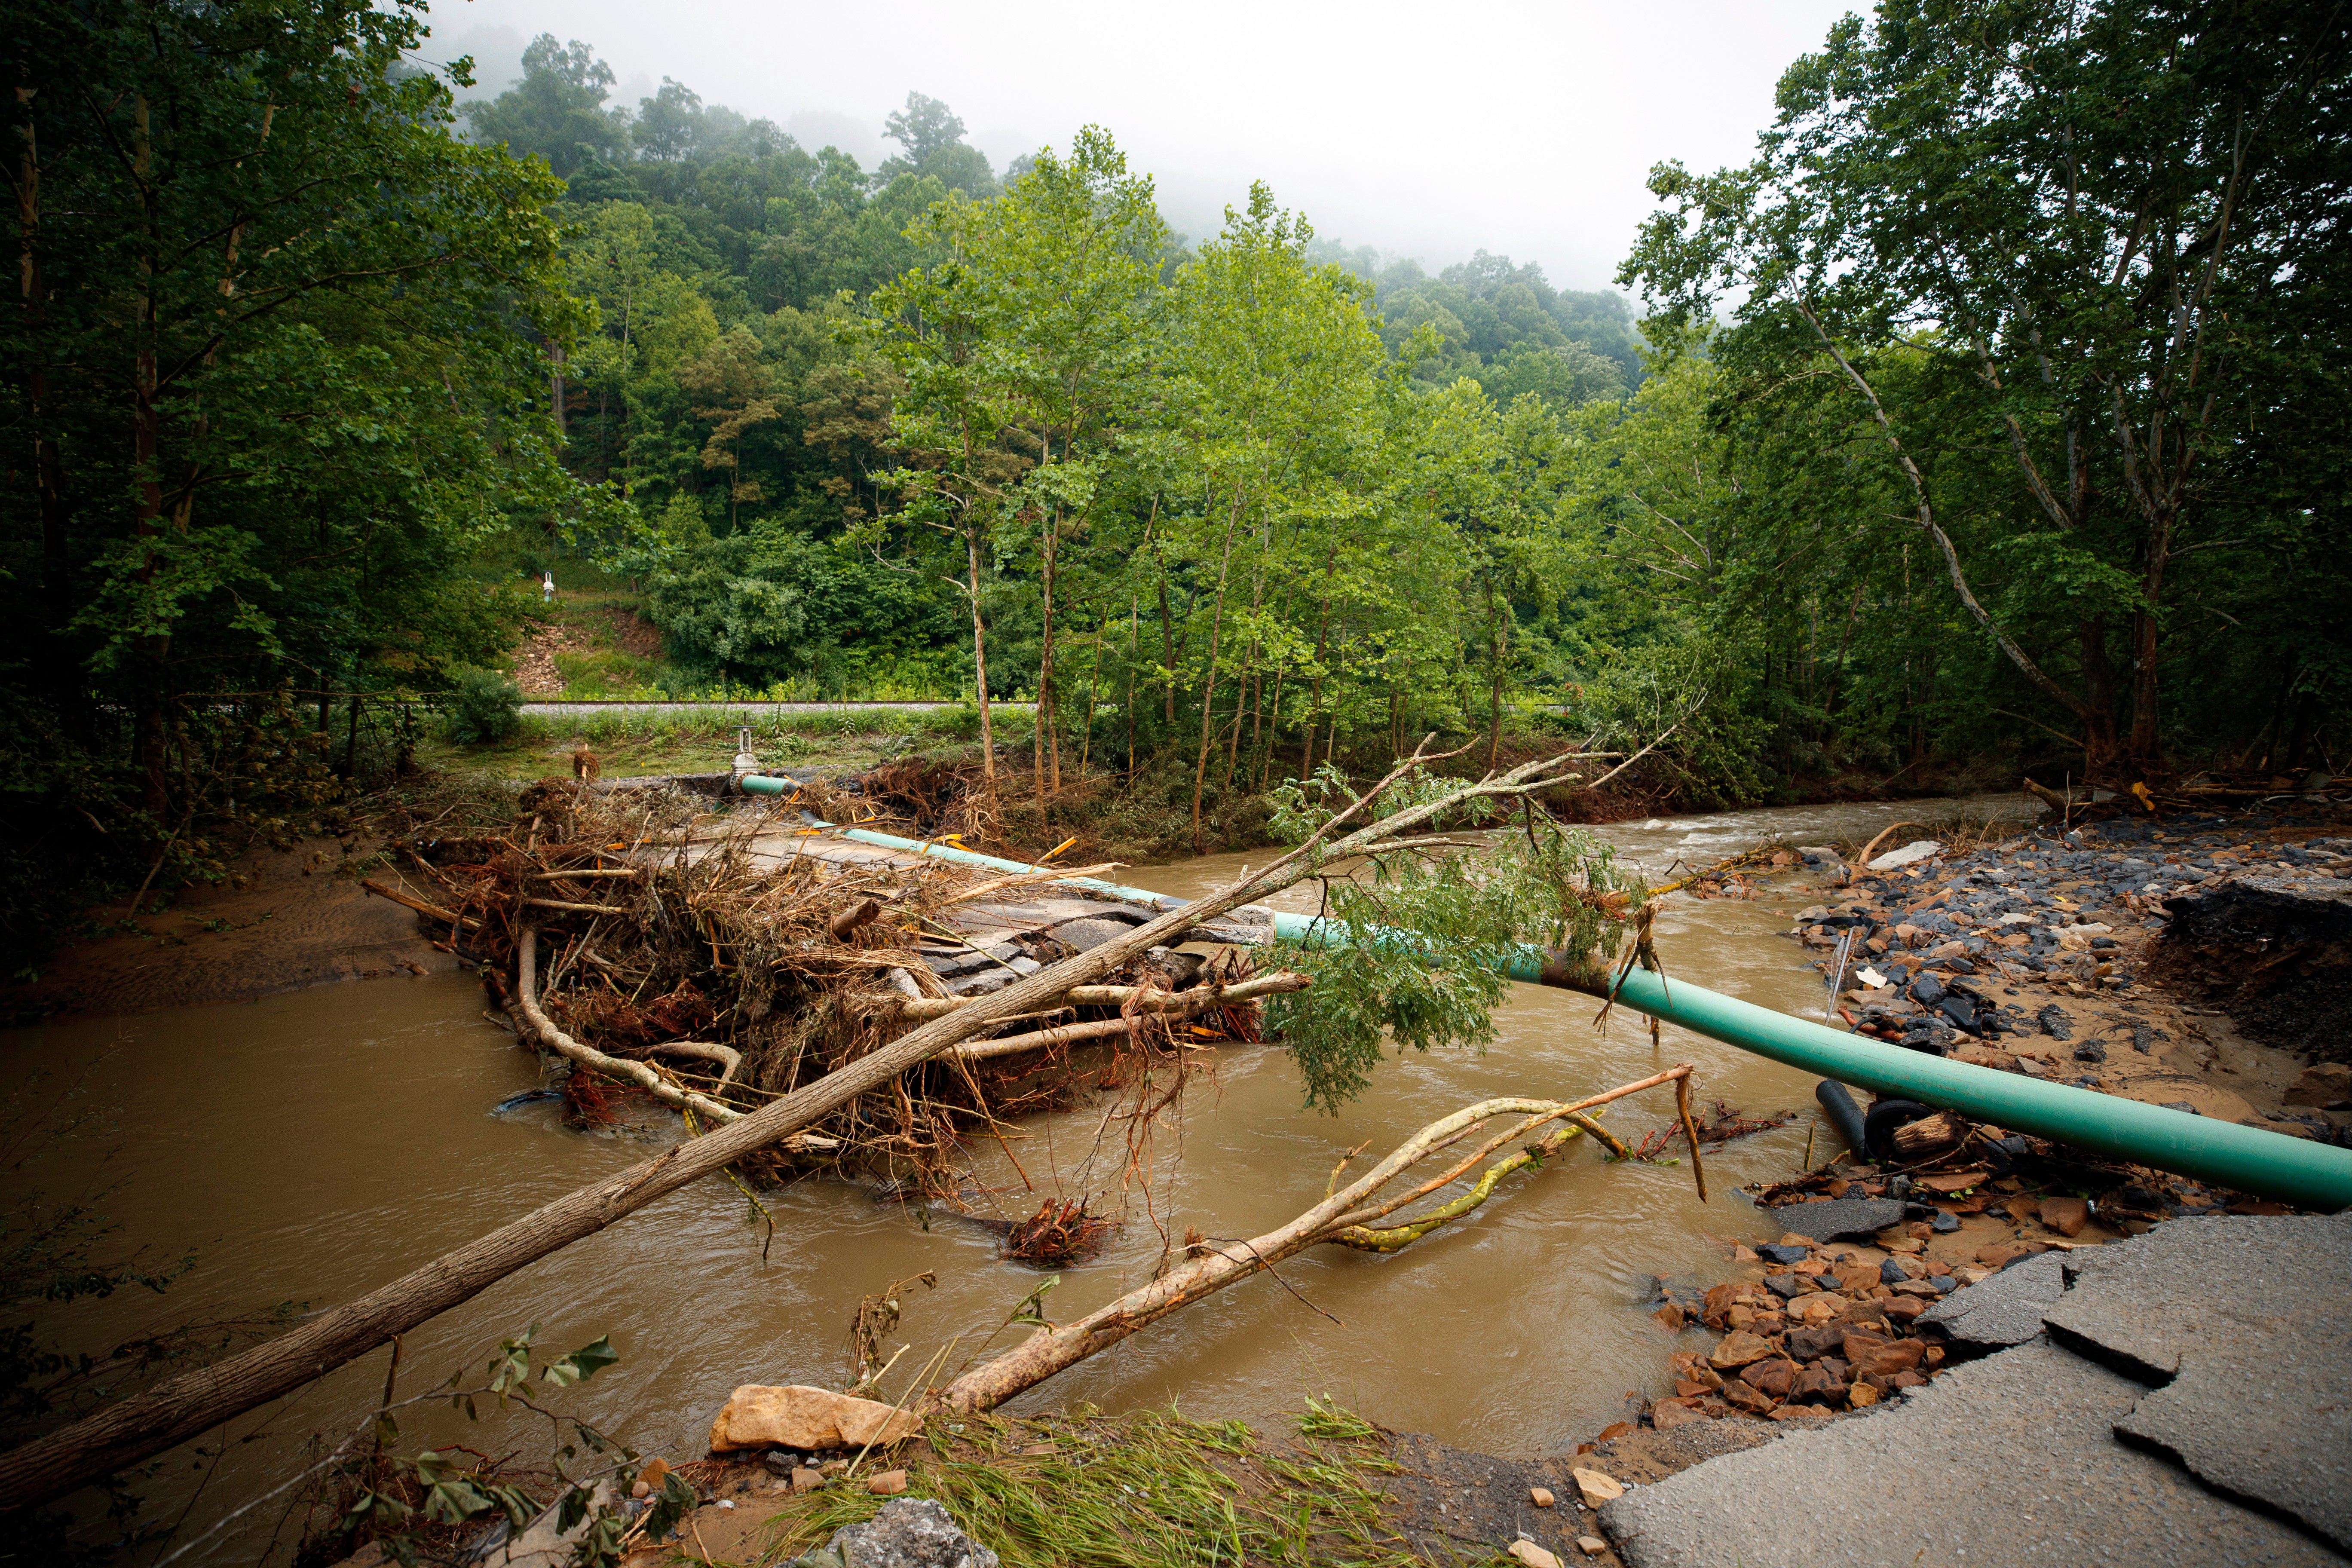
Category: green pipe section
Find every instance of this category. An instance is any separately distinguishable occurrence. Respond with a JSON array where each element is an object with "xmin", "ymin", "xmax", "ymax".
[
  {"xmin": 735, "ymin": 780, "xmax": 2352, "ymax": 1210},
  {"xmin": 1578, "ymin": 965, "xmax": 2352, "ymax": 1211}
]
